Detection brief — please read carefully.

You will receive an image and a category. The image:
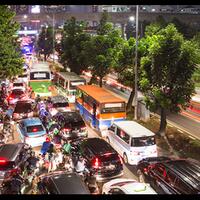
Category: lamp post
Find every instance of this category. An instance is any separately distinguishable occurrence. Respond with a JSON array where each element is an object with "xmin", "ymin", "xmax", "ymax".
[{"xmin": 130, "ymin": 5, "xmax": 139, "ymax": 120}]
